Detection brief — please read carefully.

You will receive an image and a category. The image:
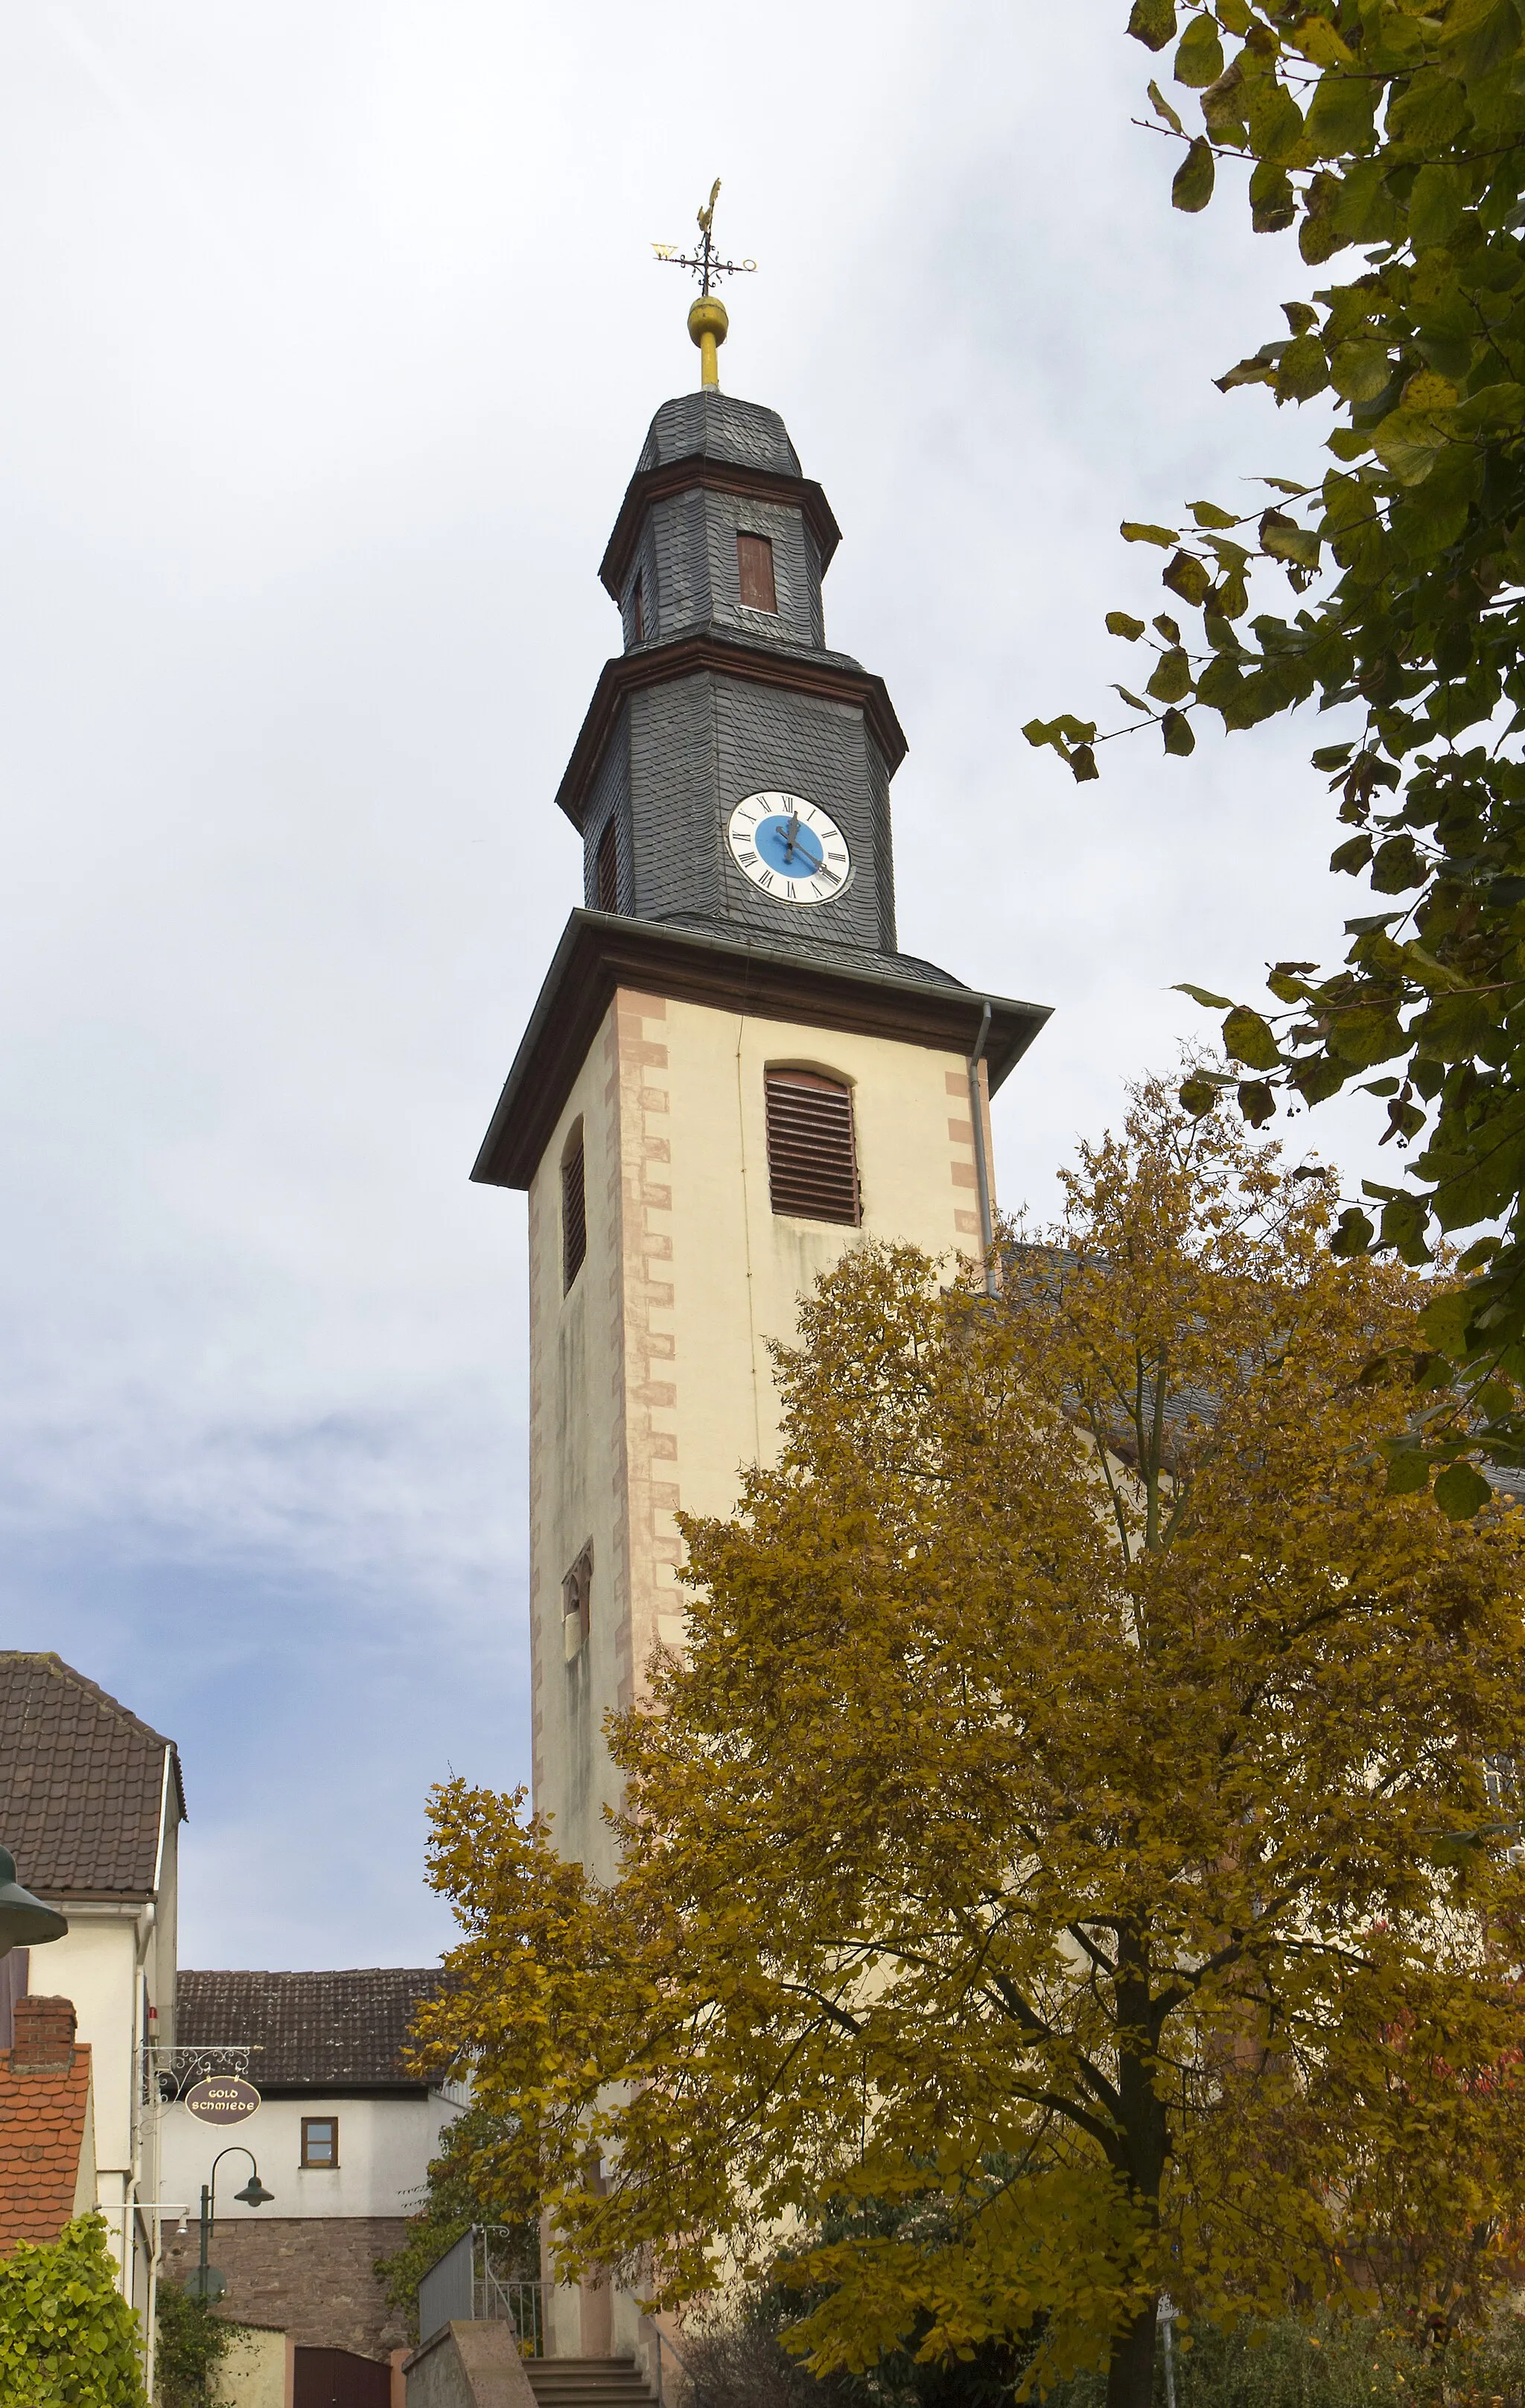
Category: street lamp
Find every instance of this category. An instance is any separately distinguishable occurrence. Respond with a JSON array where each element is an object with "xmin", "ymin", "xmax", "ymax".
[
  {"xmin": 192, "ymin": 2146, "xmax": 273, "ymax": 2307},
  {"xmin": 0, "ymin": 1848, "xmax": 68, "ymax": 1957}
]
